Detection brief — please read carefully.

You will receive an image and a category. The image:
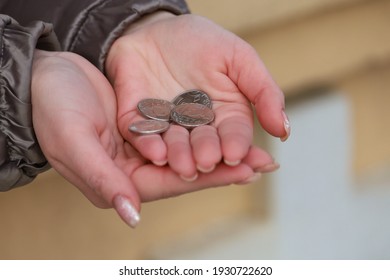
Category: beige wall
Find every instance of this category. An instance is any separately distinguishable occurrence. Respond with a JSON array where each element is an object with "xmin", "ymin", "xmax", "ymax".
[
  {"xmin": 0, "ymin": 170, "xmax": 258, "ymax": 259},
  {"xmin": 1, "ymin": 0, "xmax": 389, "ymax": 259},
  {"xmin": 229, "ymin": 0, "xmax": 390, "ymax": 176},
  {"xmin": 341, "ymin": 65, "xmax": 390, "ymax": 175}
]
